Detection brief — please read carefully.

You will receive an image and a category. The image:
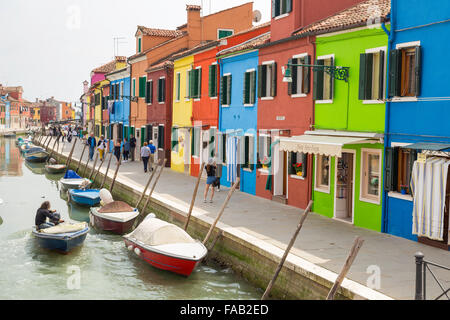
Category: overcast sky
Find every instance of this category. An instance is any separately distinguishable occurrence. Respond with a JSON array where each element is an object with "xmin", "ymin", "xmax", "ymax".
[{"xmin": 0, "ymin": 0, "xmax": 270, "ymax": 103}]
